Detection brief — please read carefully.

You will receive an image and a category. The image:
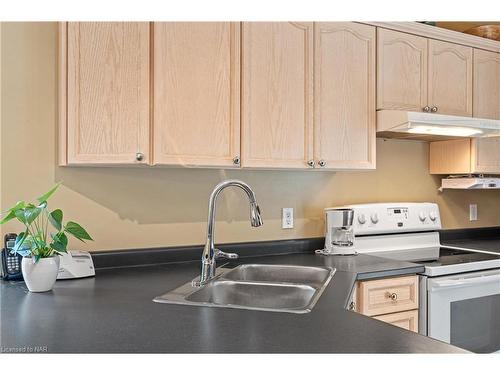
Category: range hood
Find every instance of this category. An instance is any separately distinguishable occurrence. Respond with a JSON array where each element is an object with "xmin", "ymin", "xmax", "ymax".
[
  {"xmin": 439, "ymin": 177, "xmax": 500, "ymax": 191},
  {"xmin": 377, "ymin": 110, "xmax": 500, "ymax": 141}
]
